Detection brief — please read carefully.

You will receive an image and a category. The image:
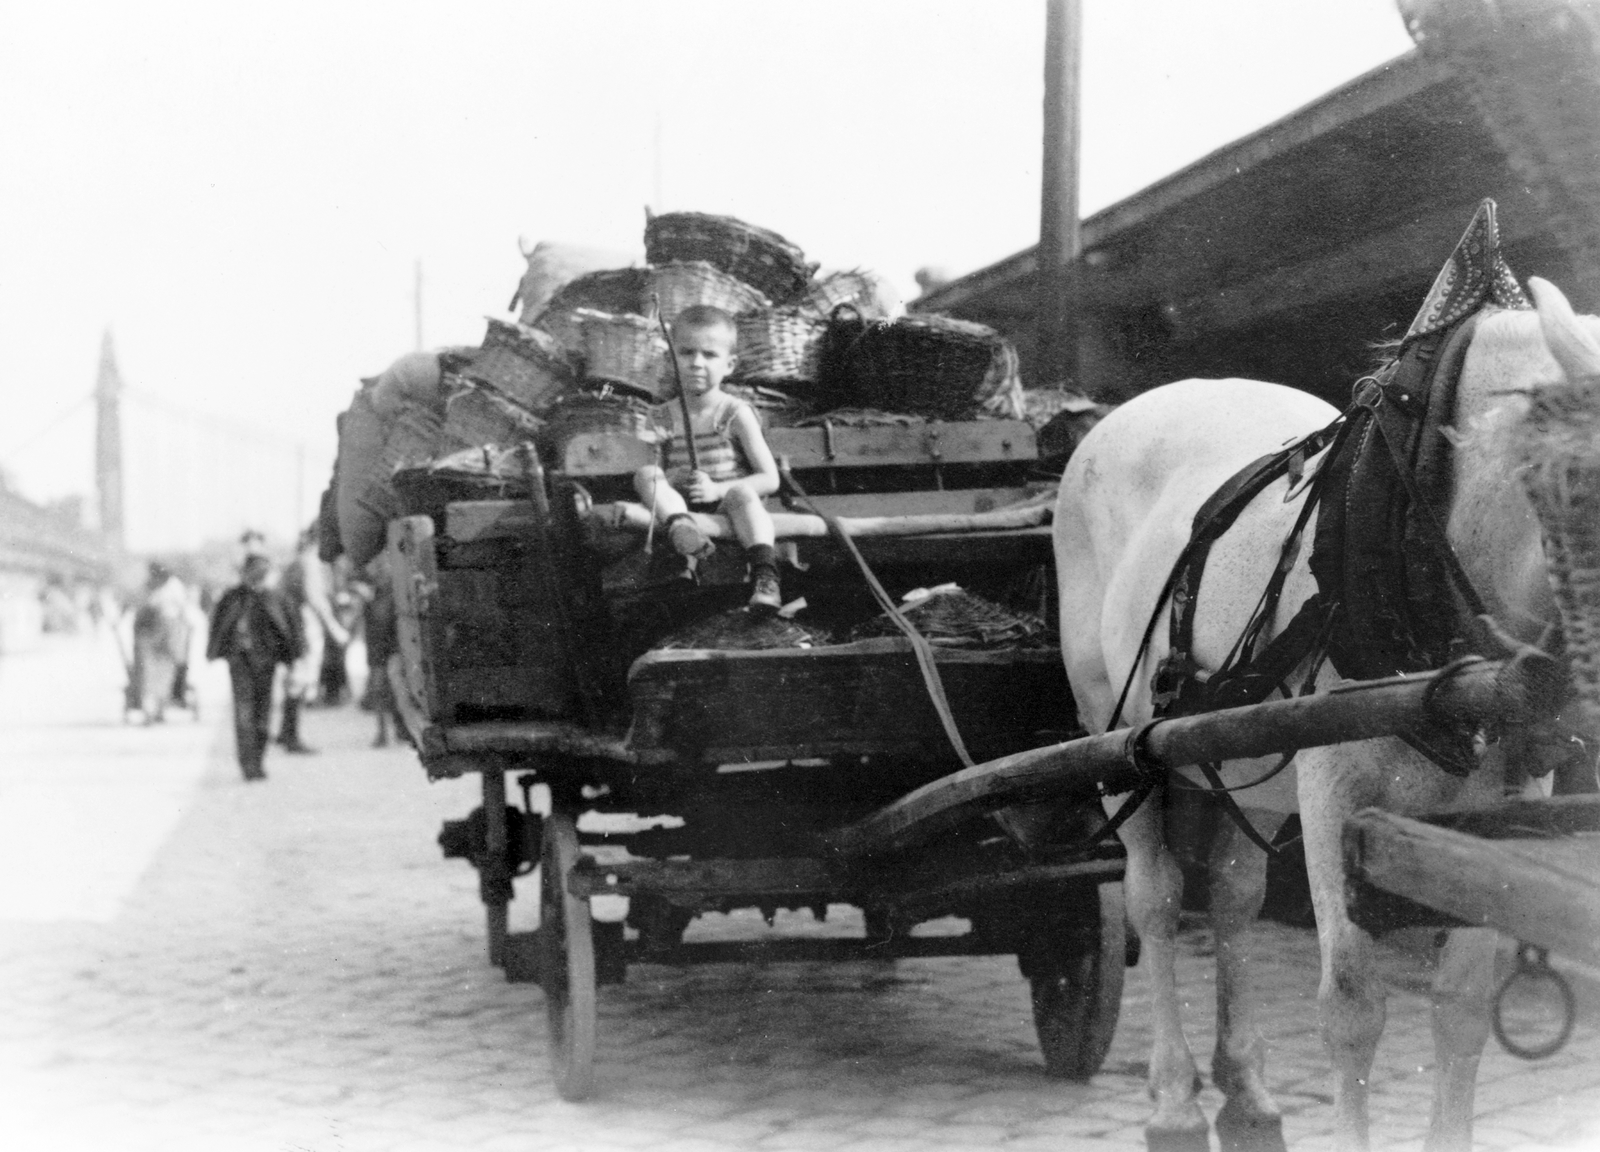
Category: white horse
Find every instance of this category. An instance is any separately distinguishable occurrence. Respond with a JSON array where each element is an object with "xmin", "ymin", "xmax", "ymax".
[{"xmin": 1054, "ymin": 257, "xmax": 1600, "ymax": 1151}]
